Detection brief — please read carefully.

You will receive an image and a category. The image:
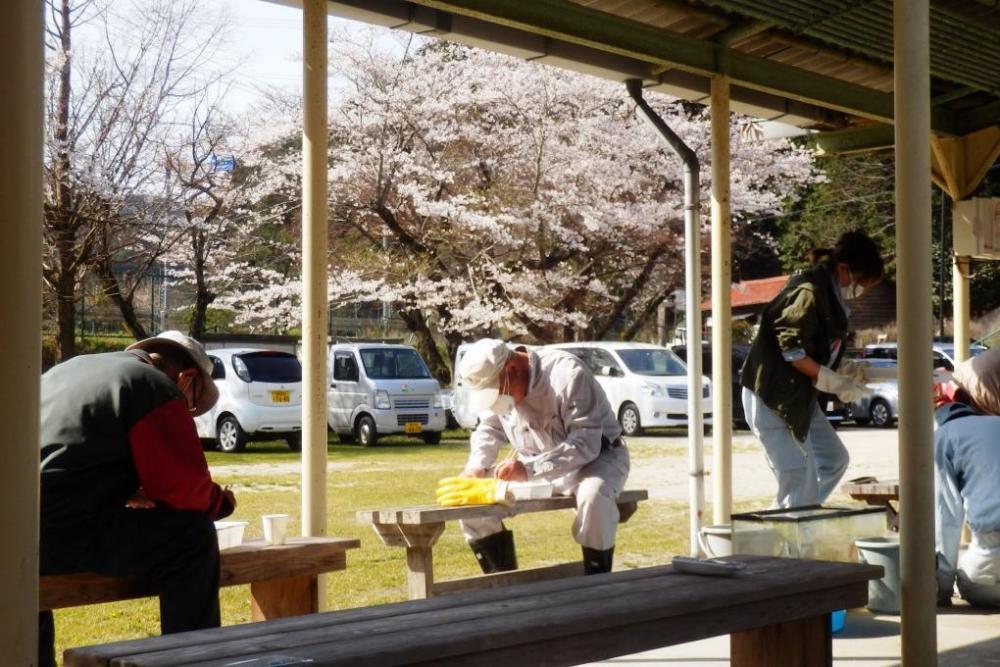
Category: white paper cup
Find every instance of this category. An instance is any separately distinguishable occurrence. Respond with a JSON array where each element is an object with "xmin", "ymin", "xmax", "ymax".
[{"xmin": 262, "ymin": 514, "xmax": 289, "ymax": 545}]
